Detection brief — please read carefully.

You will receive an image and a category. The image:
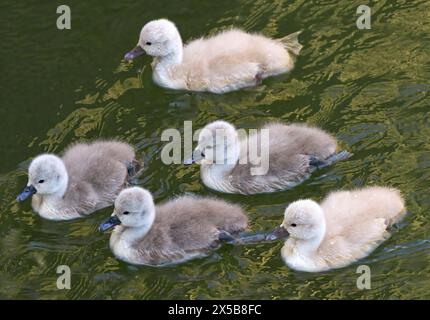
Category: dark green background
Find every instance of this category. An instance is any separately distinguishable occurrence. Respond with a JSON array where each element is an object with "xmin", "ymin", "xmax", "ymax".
[{"xmin": 0, "ymin": 0, "xmax": 429, "ymax": 299}]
